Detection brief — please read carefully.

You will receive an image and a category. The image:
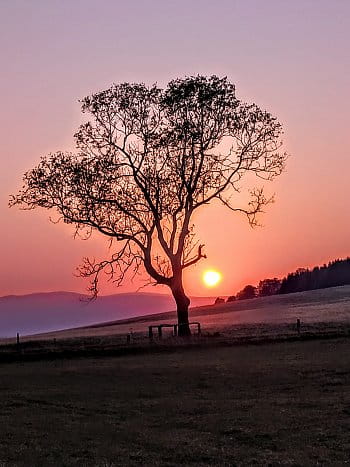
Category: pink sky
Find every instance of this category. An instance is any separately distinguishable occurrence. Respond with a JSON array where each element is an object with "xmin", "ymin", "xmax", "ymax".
[{"xmin": 1, "ymin": 0, "xmax": 349, "ymax": 297}]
